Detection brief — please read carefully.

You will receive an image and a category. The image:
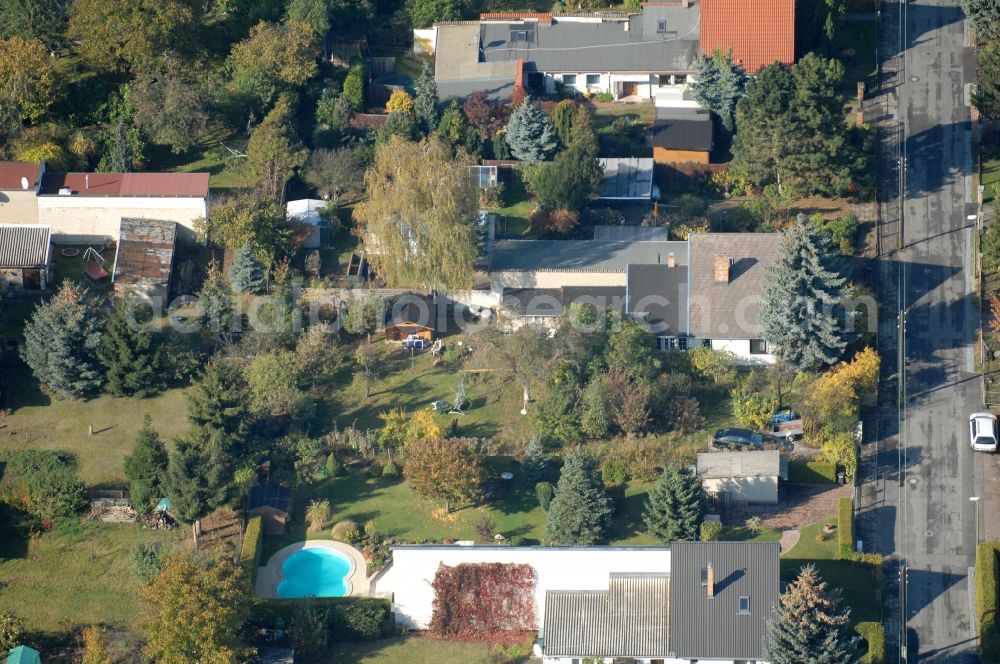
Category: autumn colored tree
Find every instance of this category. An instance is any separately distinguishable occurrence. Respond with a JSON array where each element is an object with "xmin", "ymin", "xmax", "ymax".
[
  {"xmin": 404, "ymin": 438, "xmax": 484, "ymax": 512},
  {"xmin": 731, "ymin": 386, "xmax": 779, "ymax": 431},
  {"xmin": 248, "ymin": 93, "xmax": 308, "ymax": 201},
  {"xmin": 462, "ymin": 90, "xmax": 495, "ymax": 135},
  {"xmin": 0, "ymin": 37, "xmax": 55, "ymax": 124},
  {"xmin": 141, "ymin": 555, "xmax": 250, "ymax": 664},
  {"xmin": 802, "ymin": 346, "xmax": 879, "ymax": 435},
  {"xmin": 385, "ymin": 90, "xmax": 415, "ymax": 114},
  {"xmin": 227, "ymin": 20, "xmax": 318, "ymax": 111},
  {"xmin": 80, "ymin": 625, "xmax": 113, "ymax": 664}
]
